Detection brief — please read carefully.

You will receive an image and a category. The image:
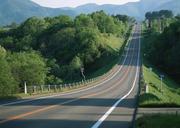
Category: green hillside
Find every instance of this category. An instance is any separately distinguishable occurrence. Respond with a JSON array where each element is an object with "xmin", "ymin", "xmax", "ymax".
[{"xmin": 0, "ymin": 11, "xmax": 133, "ymax": 96}]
